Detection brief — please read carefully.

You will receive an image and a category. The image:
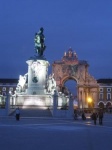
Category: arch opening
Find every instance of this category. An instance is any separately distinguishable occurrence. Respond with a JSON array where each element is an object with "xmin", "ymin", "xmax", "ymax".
[
  {"xmin": 63, "ymin": 79, "xmax": 77, "ymax": 96},
  {"xmin": 98, "ymin": 102, "xmax": 104, "ymax": 109},
  {"xmin": 62, "ymin": 78, "xmax": 78, "ymax": 109}
]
